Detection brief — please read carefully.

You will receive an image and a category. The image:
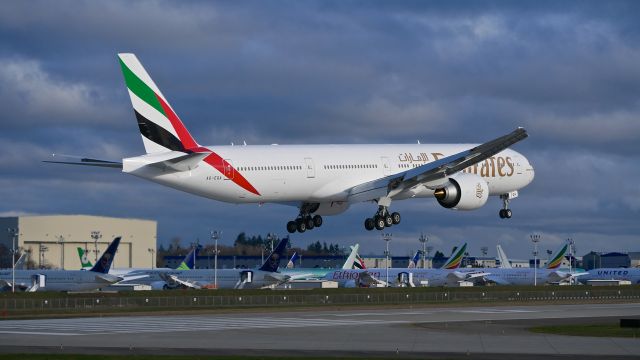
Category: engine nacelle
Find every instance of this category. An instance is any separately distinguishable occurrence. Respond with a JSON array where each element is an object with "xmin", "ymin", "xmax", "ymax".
[{"xmin": 434, "ymin": 173, "xmax": 489, "ymax": 210}]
